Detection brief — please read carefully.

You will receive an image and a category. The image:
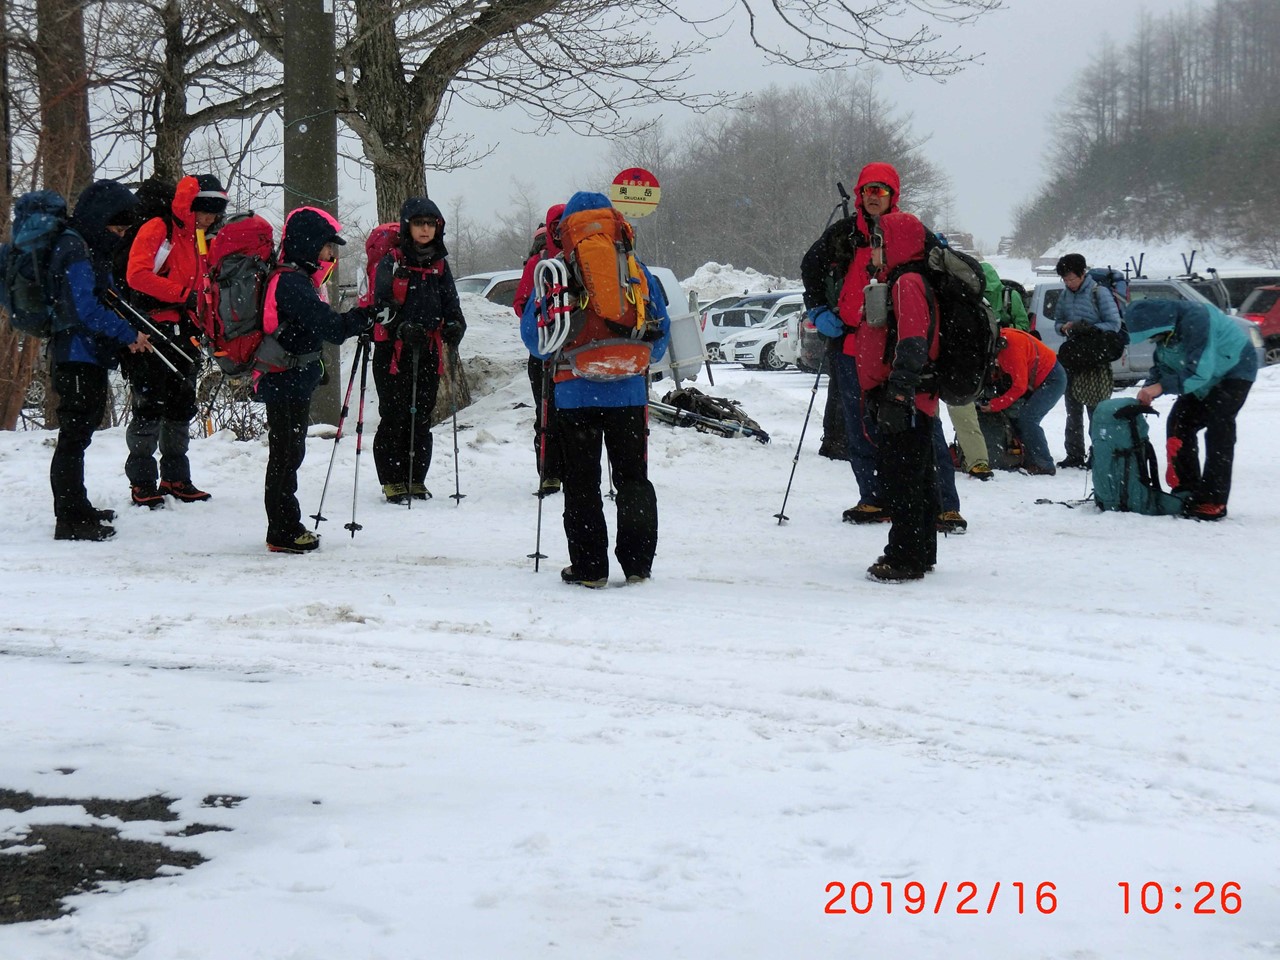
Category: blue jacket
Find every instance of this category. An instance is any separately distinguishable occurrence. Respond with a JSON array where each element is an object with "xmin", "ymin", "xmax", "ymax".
[
  {"xmin": 49, "ymin": 180, "xmax": 139, "ymax": 366},
  {"xmin": 1053, "ymin": 273, "xmax": 1123, "ymax": 337},
  {"xmin": 254, "ymin": 207, "xmax": 370, "ymax": 404},
  {"xmin": 520, "ymin": 190, "xmax": 670, "ymax": 409},
  {"xmin": 1127, "ymin": 299, "xmax": 1257, "ymax": 398}
]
